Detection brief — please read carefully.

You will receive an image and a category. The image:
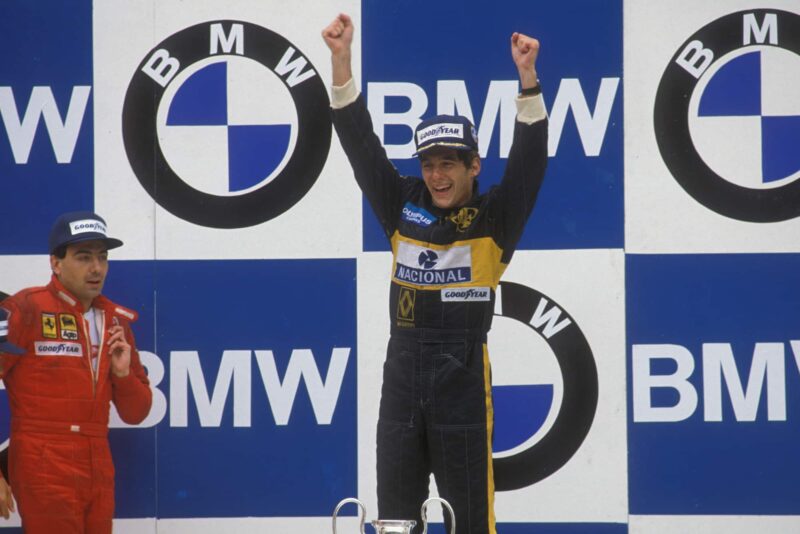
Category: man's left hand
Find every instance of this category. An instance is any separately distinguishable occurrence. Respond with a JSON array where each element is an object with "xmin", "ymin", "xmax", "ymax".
[{"xmin": 107, "ymin": 325, "xmax": 131, "ymax": 378}]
